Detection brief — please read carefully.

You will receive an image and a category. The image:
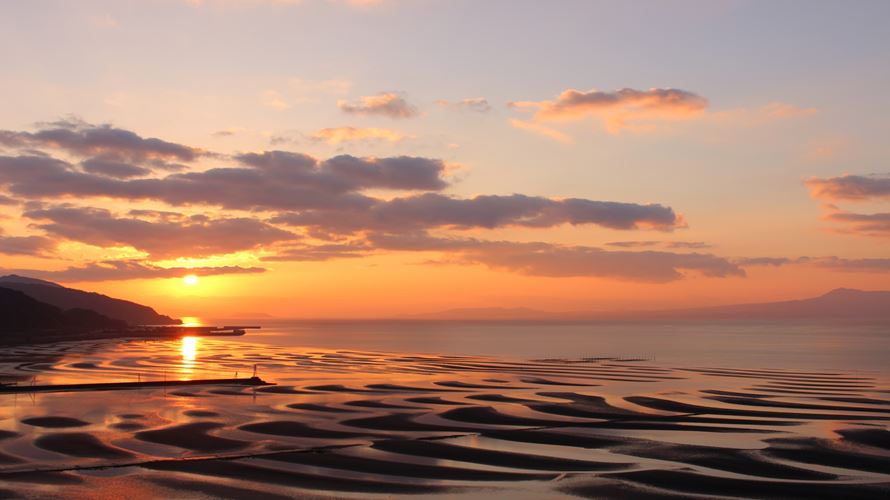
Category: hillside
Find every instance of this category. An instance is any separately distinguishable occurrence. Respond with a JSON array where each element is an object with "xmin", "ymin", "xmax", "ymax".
[
  {"xmin": 0, "ymin": 287, "xmax": 126, "ymax": 334},
  {"xmin": 0, "ymin": 275, "xmax": 180, "ymax": 326},
  {"xmin": 639, "ymin": 288, "xmax": 890, "ymax": 321}
]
